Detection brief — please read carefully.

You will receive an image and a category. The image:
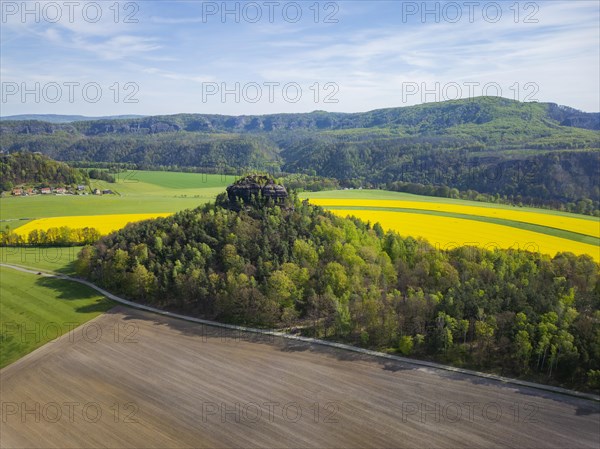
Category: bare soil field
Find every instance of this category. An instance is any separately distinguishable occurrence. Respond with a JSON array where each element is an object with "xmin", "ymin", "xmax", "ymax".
[{"xmin": 1, "ymin": 306, "xmax": 598, "ymax": 449}]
